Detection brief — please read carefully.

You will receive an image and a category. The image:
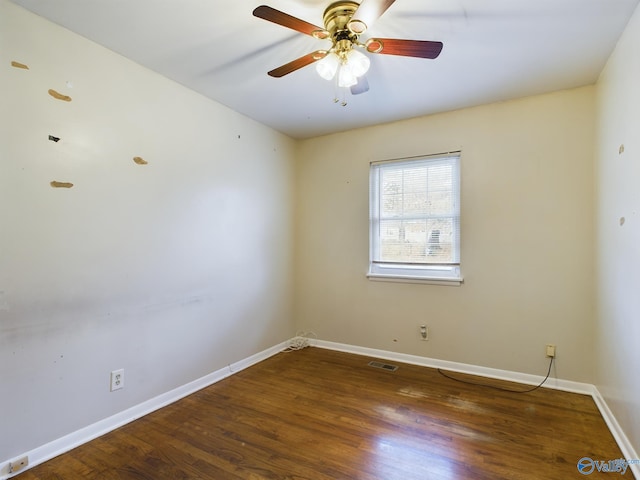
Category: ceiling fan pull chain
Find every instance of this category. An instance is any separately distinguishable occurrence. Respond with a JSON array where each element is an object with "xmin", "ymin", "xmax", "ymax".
[
  {"xmin": 333, "ymin": 65, "xmax": 348, "ymax": 106},
  {"xmin": 333, "ymin": 66, "xmax": 341, "ymax": 104}
]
